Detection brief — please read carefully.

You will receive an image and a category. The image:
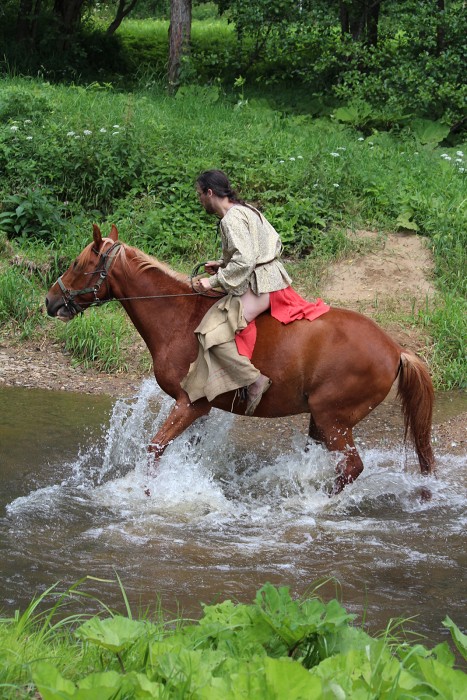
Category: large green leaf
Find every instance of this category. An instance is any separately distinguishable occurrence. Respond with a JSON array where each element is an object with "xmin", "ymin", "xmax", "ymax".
[
  {"xmin": 31, "ymin": 662, "xmax": 121, "ymax": 700},
  {"xmin": 443, "ymin": 616, "xmax": 467, "ymax": 661},
  {"xmin": 410, "ymin": 118, "xmax": 451, "ymax": 145},
  {"xmin": 198, "ymin": 655, "xmax": 321, "ymax": 699},
  {"xmin": 254, "ymin": 583, "xmax": 354, "ymax": 651},
  {"xmin": 75, "ymin": 615, "xmax": 147, "ymax": 653}
]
